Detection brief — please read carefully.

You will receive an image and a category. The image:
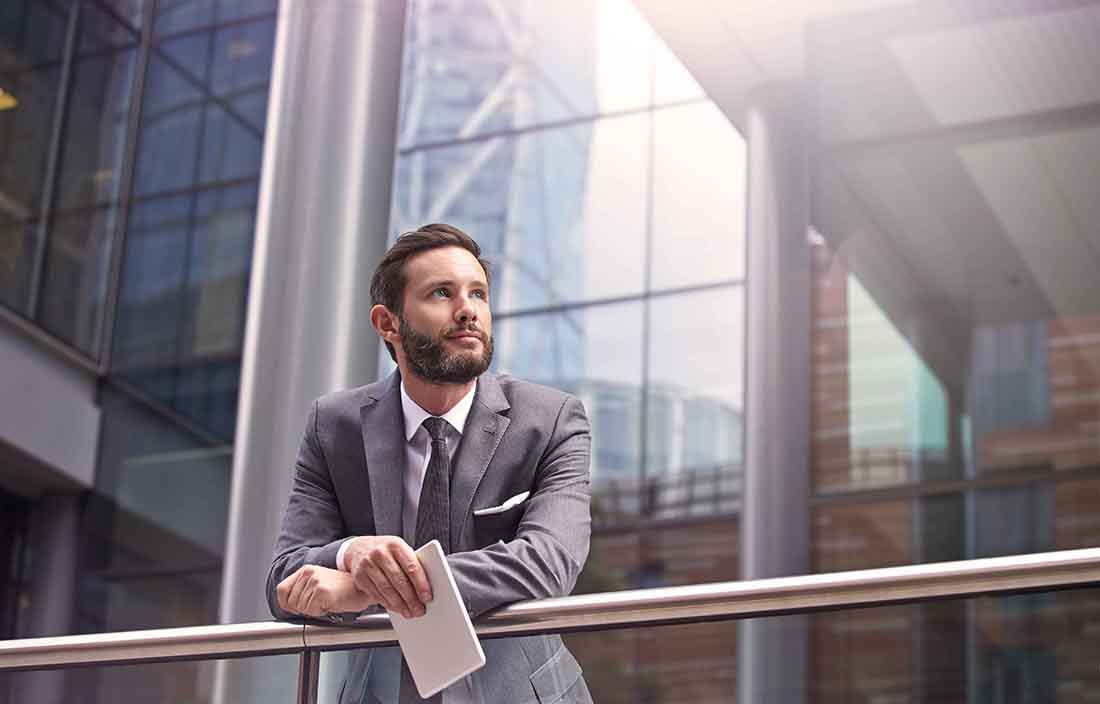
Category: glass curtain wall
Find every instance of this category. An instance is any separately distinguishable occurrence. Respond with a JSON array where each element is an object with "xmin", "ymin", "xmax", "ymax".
[
  {"xmin": 84, "ymin": 0, "xmax": 275, "ymax": 630},
  {"xmin": 387, "ymin": 1, "xmax": 747, "ymax": 699},
  {"xmin": 0, "ymin": 0, "xmax": 139, "ymax": 356},
  {"xmin": 1, "ymin": 1, "xmax": 276, "ymax": 702},
  {"xmin": 808, "ymin": 1, "xmax": 1100, "ymax": 700}
]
